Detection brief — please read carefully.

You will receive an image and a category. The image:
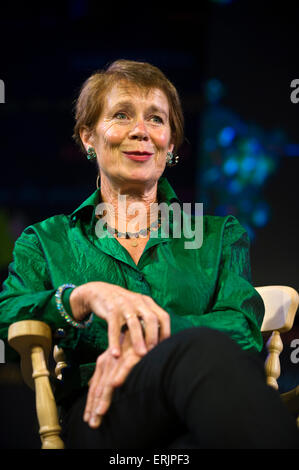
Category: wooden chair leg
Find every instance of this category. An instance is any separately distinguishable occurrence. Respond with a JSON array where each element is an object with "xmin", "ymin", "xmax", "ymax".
[
  {"xmin": 8, "ymin": 321, "xmax": 64, "ymax": 449},
  {"xmin": 264, "ymin": 330, "xmax": 283, "ymax": 390},
  {"xmin": 31, "ymin": 345, "xmax": 64, "ymax": 448}
]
